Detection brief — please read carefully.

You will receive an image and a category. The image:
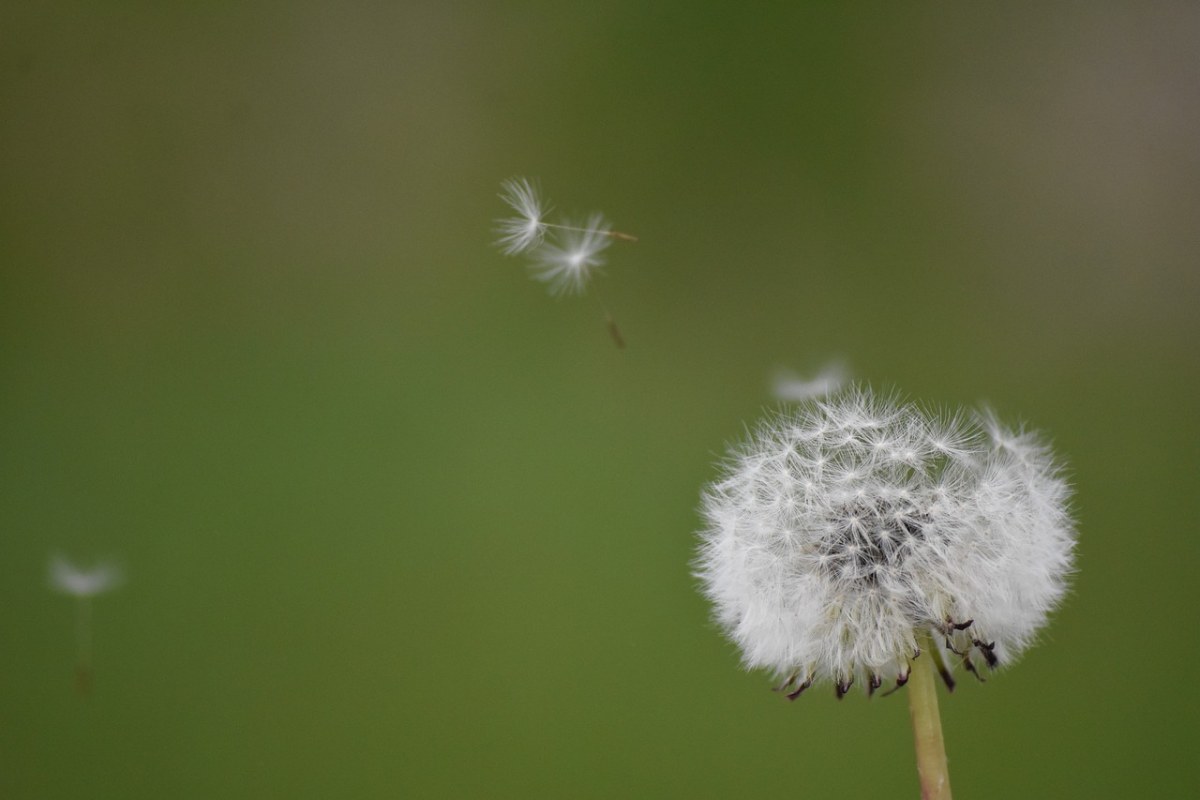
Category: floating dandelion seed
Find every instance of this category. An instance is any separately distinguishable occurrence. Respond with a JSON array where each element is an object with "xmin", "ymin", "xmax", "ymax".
[
  {"xmin": 49, "ymin": 554, "xmax": 123, "ymax": 695},
  {"xmin": 529, "ymin": 212, "xmax": 611, "ymax": 297},
  {"xmin": 493, "ymin": 176, "xmax": 636, "ymax": 347},
  {"xmin": 695, "ymin": 387, "xmax": 1075, "ymax": 798},
  {"xmin": 773, "ymin": 361, "xmax": 850, "ymax": 402},
  {"xmin": 494, "ymin": 177, "xmax": 550, "ymax": 256}
]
